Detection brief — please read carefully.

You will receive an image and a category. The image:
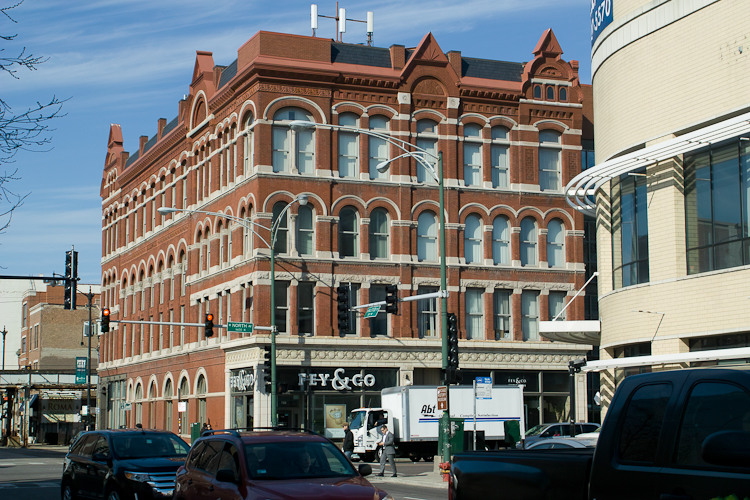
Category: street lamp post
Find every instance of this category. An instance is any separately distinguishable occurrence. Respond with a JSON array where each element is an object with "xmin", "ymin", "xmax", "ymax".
[
  {"xmin": 158, "ymin": 193, "xmax": 308, "ymax": 428},
  {"xmin": 290, "ymin": 120, "xmax": 450, "ymax": 460}
]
